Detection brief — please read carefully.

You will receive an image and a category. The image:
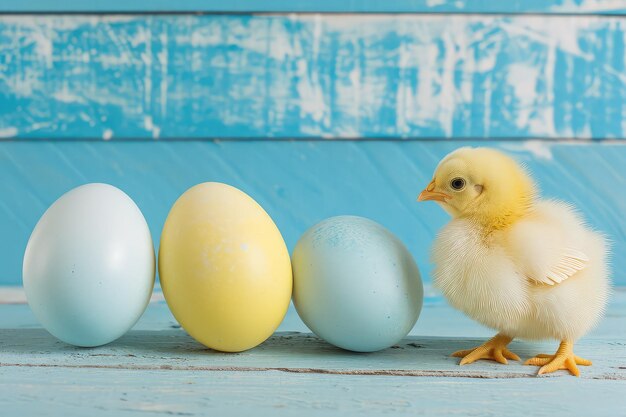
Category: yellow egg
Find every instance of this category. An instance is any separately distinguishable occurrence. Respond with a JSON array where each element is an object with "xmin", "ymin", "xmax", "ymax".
[{"xmin": 159, "ymin": 182, "xmax": 292, "ymax": 352}]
